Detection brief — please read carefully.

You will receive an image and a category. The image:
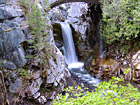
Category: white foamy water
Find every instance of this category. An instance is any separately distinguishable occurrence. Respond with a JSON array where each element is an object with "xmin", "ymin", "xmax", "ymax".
[
  {"xmin": 60, "ymin": 22, "xmax": 78, "ymax": 64},
  {"xmin": 61, "ymin": 22, "xmax": 100, "ymax": 85},
  {"xmin": 68, "ymin": 62, "xmax": 84, "ymax": 69}
]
